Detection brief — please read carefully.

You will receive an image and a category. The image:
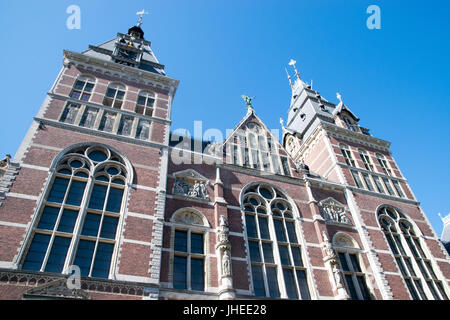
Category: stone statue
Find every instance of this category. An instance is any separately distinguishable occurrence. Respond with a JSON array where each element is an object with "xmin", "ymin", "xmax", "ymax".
[
  {"xmin": 222, "ymin": 250, "xmax": 231, "ymax": 277},
  {"xmin": 241, "ymin": 95, "xmax": 255, "ymax": 108},
  {"xmin": 331, "ymin": 262, "xmax": 344, "ymax": 289}
]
